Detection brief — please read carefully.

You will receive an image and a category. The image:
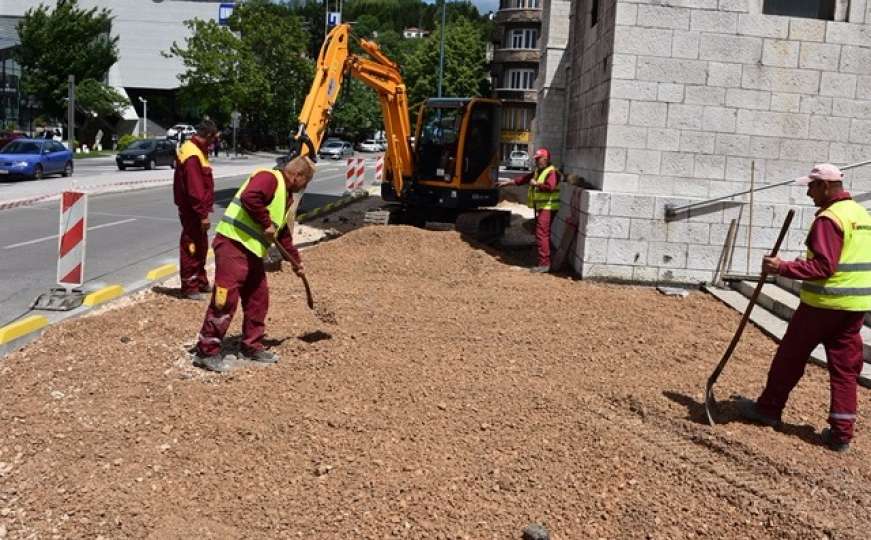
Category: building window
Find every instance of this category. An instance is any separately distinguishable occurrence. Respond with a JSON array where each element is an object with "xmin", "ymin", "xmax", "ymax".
[
  {"xmin": 504, "ymin": 69, "xmax": 536, "ymax": 90},
  {"xmin": 508, "ymin": 28, "xmax": 538, "ymax": 49},
  {"xmin": 591, "ymin": 0, "xmax": 599, "ymax": 26},
  {"xmin": 762, "ymin": 0, "xmax": 835, "ymax": 20},
  {"xmin": 500, "ymin": 0, "xmax": 540, "ymax": 8},
  {"xmin": 502, "ymin": 107, "xmax": 534, "ymax": 131}
]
